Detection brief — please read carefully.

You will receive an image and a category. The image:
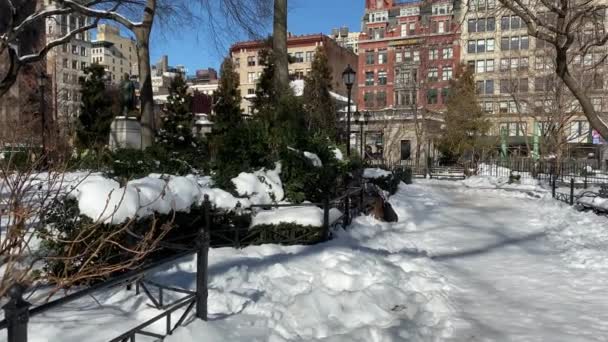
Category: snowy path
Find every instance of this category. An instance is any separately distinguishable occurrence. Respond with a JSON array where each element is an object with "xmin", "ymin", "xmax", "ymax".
[{"xmin": 390, "ymin": 182, "xmax": 608, "ymax": 342}]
